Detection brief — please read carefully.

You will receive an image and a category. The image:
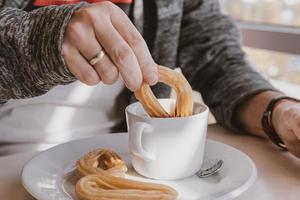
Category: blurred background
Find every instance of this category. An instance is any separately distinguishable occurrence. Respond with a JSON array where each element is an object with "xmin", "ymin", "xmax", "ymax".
[{"xmin": 220, "ymin": 0, "xmax": 300, "ymax": 86}]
